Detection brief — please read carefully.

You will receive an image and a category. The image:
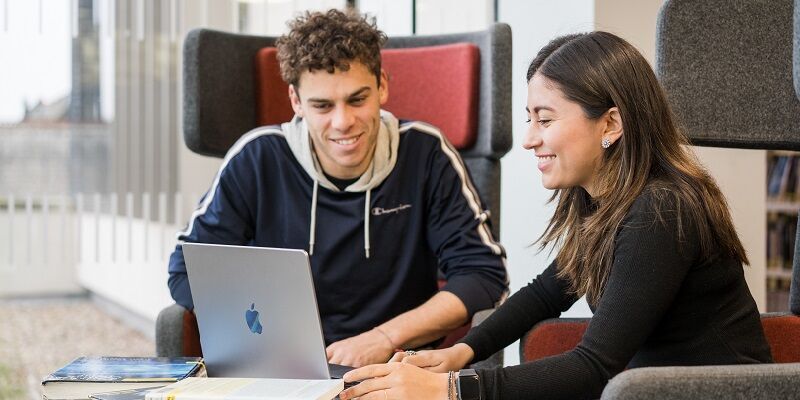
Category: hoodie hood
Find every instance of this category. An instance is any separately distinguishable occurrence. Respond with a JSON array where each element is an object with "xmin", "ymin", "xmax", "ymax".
[
  {"xmin": 281, "ymin": 110, "xmax": 401, "ymax": 258},
  {"xmin": 281, "ymin": 109, "xmax": 401, "ymax": 192}
]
